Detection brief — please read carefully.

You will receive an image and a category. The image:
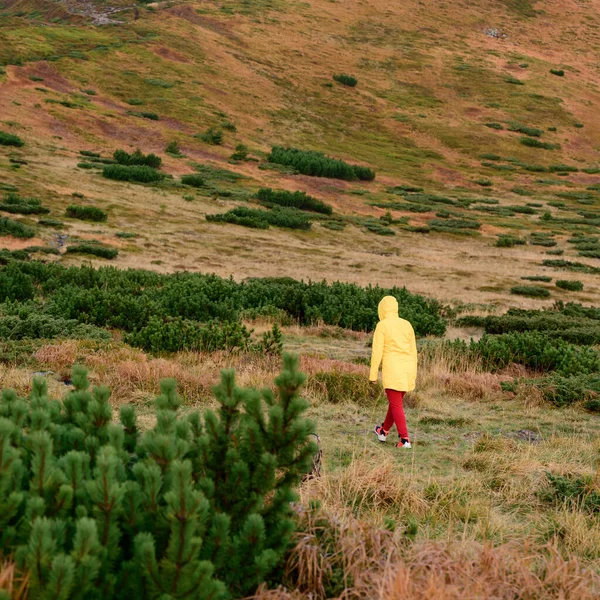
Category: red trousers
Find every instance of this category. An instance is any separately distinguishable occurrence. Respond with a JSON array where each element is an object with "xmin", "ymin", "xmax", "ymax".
[{"xmin": 382, "ymin": 389, "xmax": 409, "ymax": 439}]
